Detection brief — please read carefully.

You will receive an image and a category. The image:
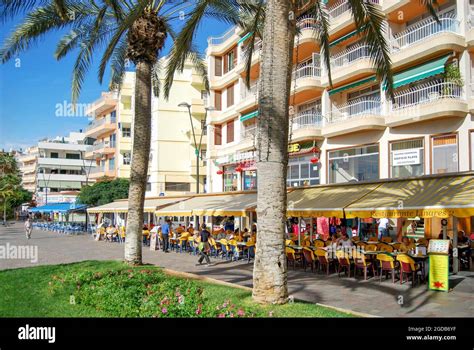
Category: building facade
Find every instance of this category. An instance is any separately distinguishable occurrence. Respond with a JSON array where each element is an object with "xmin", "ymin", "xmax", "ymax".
[
  {"xmin": 205, "ymin": 0, "xmax": 474, "ymax": 235},
  {"xmin": 35, "ymin": 132, "xmax": 96, "ymax": 205},
  {"xmin": 16, "ymin": 146, "xmax": 39, "ymax": 193}
]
